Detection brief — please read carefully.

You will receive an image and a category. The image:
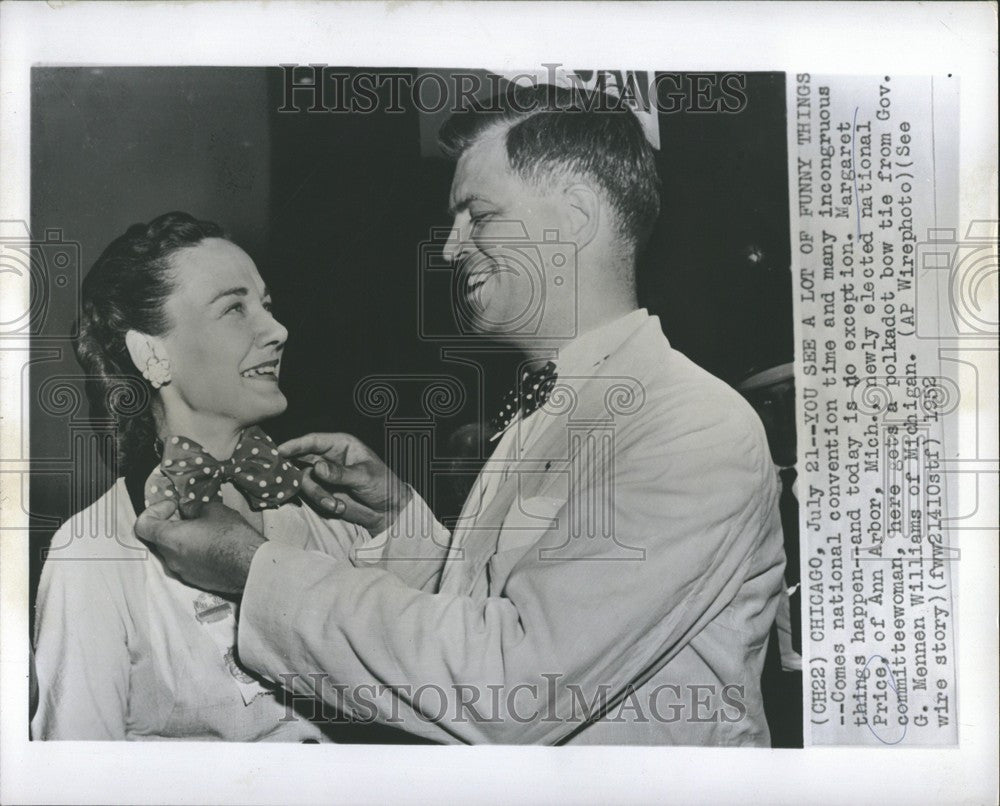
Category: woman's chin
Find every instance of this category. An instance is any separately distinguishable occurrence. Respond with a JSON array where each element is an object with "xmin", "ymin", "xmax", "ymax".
[
  {"xmin": 265, "ymin": 392, "xmax": 289, "ymax": 418},
  {"xmin": 246, "ymin": 390, "xmax": 288, "ymax": 423}
]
